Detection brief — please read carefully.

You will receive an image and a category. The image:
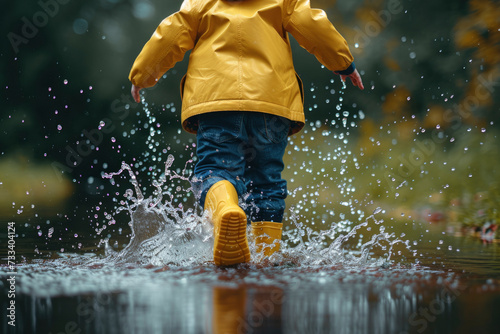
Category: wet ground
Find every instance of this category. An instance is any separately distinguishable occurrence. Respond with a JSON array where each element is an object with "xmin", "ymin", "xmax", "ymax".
[{"xmin": 1, "ymin": 224, "xmax": 499, "ymax": 334}]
